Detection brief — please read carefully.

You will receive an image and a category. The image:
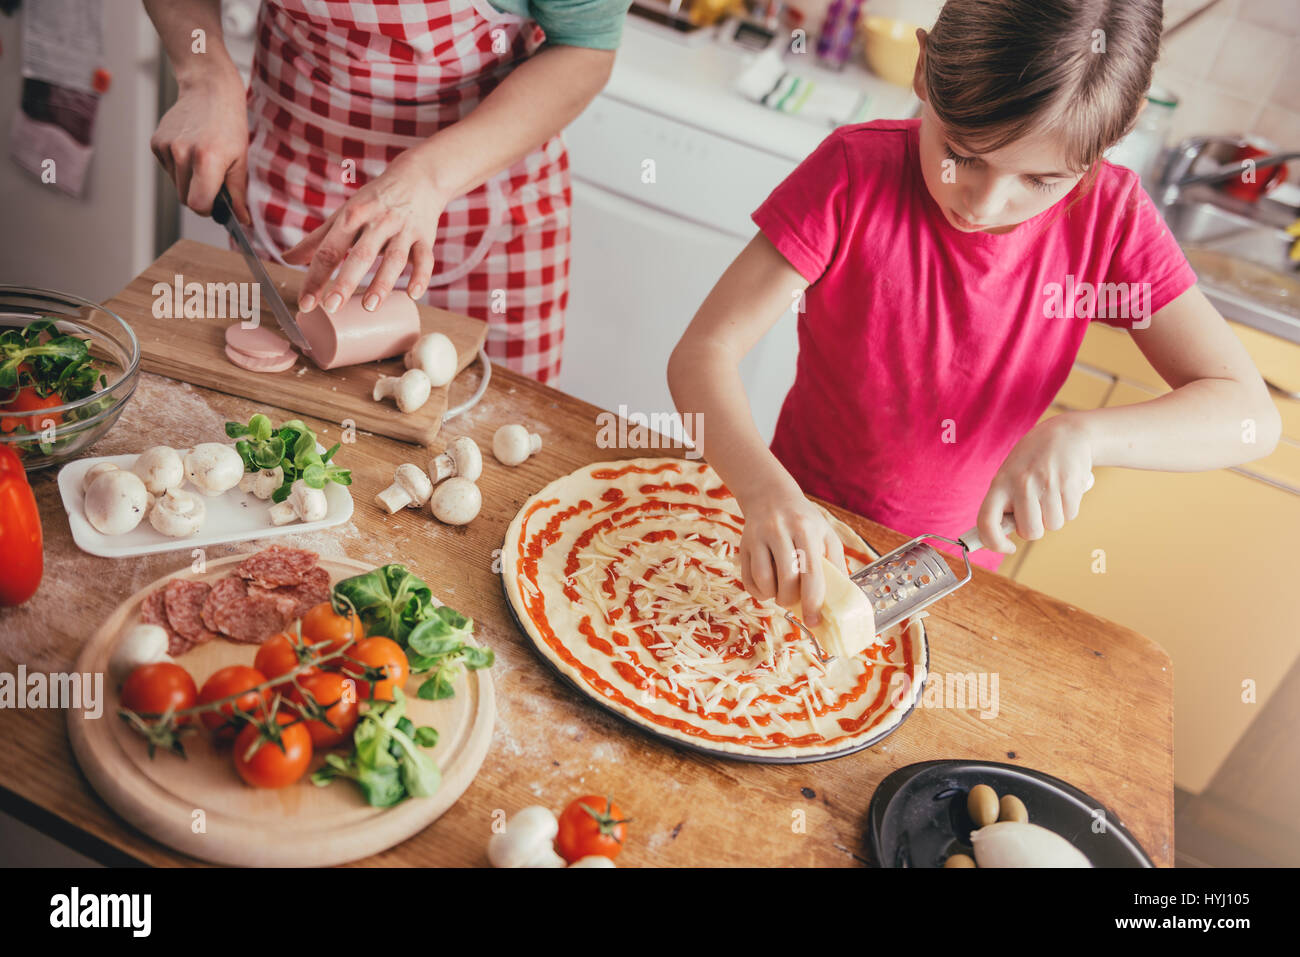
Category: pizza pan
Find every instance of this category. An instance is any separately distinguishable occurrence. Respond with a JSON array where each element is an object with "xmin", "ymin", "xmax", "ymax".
[
  {"xmin": 865, "ymin": 759, "xmax": 1154, "ymax": 867},
  {"xmin": 498, "ymin": 571, "xmax": 929, "ymax": 765}
]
